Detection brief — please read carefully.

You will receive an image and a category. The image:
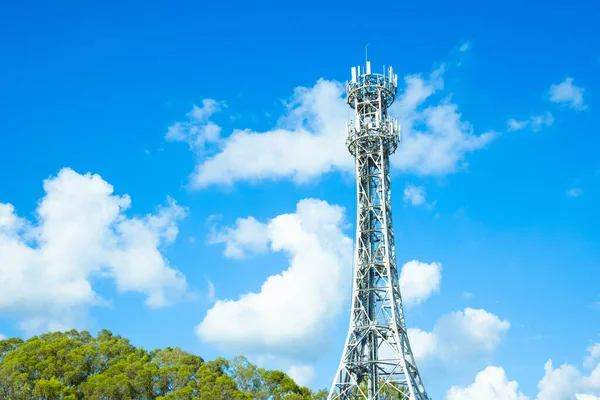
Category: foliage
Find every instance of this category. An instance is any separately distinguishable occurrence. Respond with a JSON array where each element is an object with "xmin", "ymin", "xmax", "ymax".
[
  {"xmin": 0, "ymin": 330, "xmax": 325, "ymax": 400},
  {"xmin": 228, "ymin": 356, "xmax": 328, "ymax": 400}
]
